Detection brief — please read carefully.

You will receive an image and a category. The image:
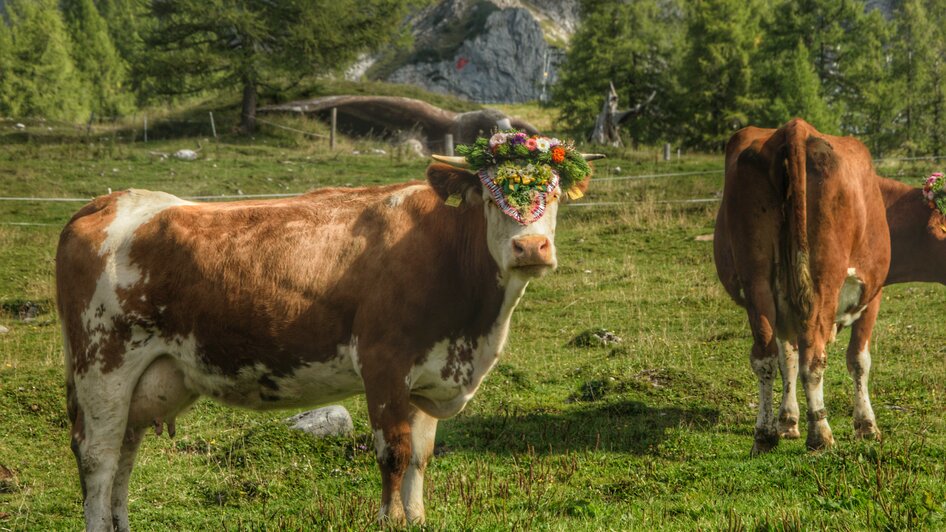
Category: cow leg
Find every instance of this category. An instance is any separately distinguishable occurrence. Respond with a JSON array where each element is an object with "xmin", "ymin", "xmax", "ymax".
[
  {"xmin": 746, "ymin": 285, "xmax": 780, "ymax": 455},
  {"xmin": 110, "ymin": 427, "xmax": 146, "ymax": 532},
  {"xmin": 847, "ymin": 295, "xmax": 881, "ymax": 440},
  {"xmin": 799, "ymin": 339, "xmax": 835, "ymax": 450},
  {"xmin": 366, "ymin": 387, "xmax": 412, "ymax": 525},
  {"xmin": 777, "ymin": 340, "xmax": 801, "ymax": 438},
  {"xmin": 401, "ymin": 405, "xmax": 438, "ymax": 524},
  {"xmin": 74, "ymin": 379, "xmax": 133, "ymax": 532}
]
